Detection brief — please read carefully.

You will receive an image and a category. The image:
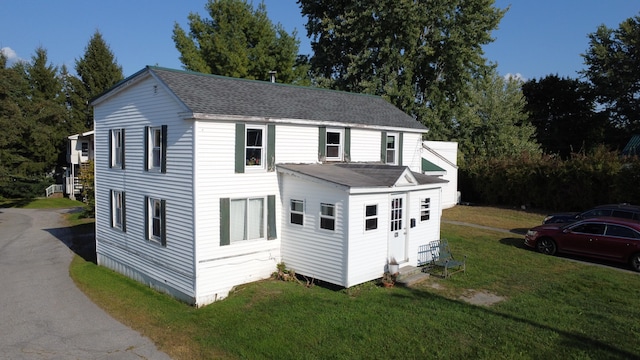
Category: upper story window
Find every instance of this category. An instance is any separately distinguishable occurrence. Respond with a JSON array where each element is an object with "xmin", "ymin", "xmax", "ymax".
[
  {"xmin": 110, "ymin": 129, "xmax": 125, "ymax": 169},
  {"xmin": 235, "ymin": 123, "xmax": 275, "ymax": 173},
  {"xmin": 246, "ymin": 125, "xmax": 265, "ymax": 169},
  {"xmin": 385, "ymin": 133, "xmax": 398, "ymax": 165},
  {"xmin": 146, "ymin": 125, "xmax": 167, "ymax": 173},
  {"xmin": 325, "ymin": 128, "xmax": 344, "ymax": 161},
  {"xmin": 81, "ymin": 142, "xmax": 89, "ymax": 157}
]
